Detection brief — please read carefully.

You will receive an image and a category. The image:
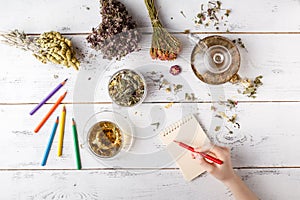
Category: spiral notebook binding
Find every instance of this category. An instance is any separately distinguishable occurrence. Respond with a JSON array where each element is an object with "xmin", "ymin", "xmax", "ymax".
[{"xmin": 162, "ymin": 114, "xmax": 194, "ymax": 137}]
